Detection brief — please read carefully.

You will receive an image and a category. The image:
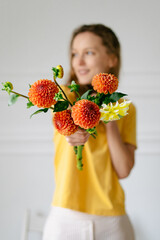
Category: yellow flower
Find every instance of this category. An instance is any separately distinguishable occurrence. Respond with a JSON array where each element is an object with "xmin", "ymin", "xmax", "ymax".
[{"xmin": 100, "ymin": 100, "xmax": 131, "ymax": 122}]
